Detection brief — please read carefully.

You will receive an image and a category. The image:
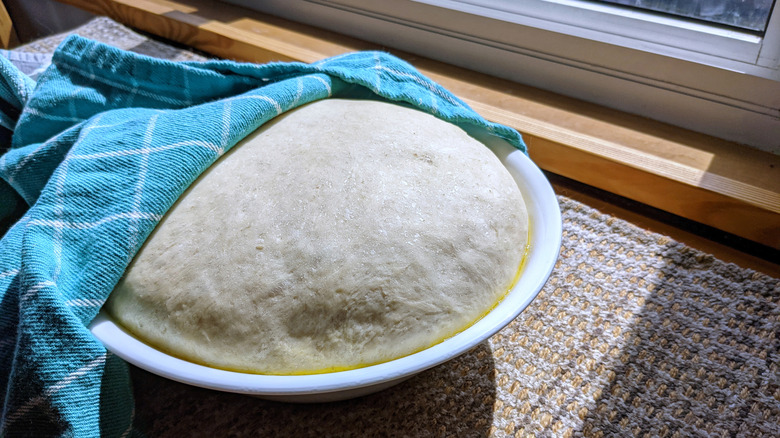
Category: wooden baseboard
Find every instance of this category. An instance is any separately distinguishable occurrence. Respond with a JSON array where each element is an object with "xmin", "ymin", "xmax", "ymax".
[{"xmin": 55, "ymin": 0, "xmax": 780, "ymax": 249}]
